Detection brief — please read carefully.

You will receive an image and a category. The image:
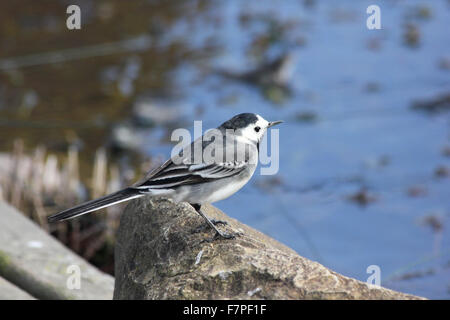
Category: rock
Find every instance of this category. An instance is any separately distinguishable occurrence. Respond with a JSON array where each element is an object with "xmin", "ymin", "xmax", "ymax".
[
  {"xmin": 0, "ymin": 276, "xmax": 36, "ymax": 300},
  {"xmin": 114, "ymin": 198, "xmax": 424, "ymax": 300},
  {"xmin": 0, "ymin": 201, "xmax": 114, "ymax": 300}
]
